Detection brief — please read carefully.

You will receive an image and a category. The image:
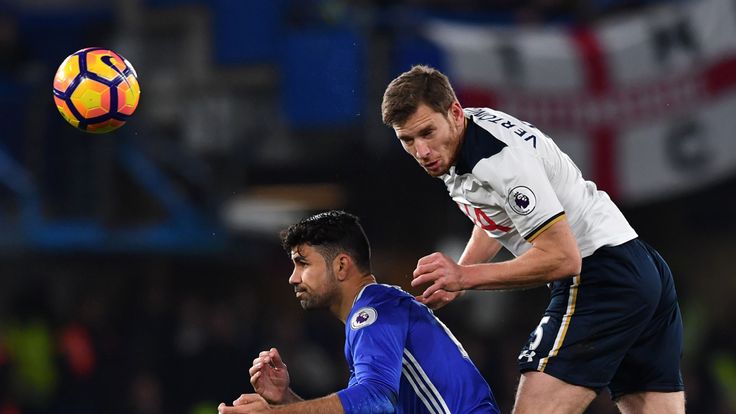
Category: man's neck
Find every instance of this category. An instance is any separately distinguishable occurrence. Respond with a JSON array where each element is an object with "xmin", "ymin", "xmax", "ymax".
[
  {"xmin": 459, "ymin": 115, "xmax": 468, "ymax": 145},
  {"xmin": 449, "ymin": 115, "xmax": 469, "ymax": 169},
  {"xmin": 335, "ymin": 275, "xmax": 376, "ymax": 324}
]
